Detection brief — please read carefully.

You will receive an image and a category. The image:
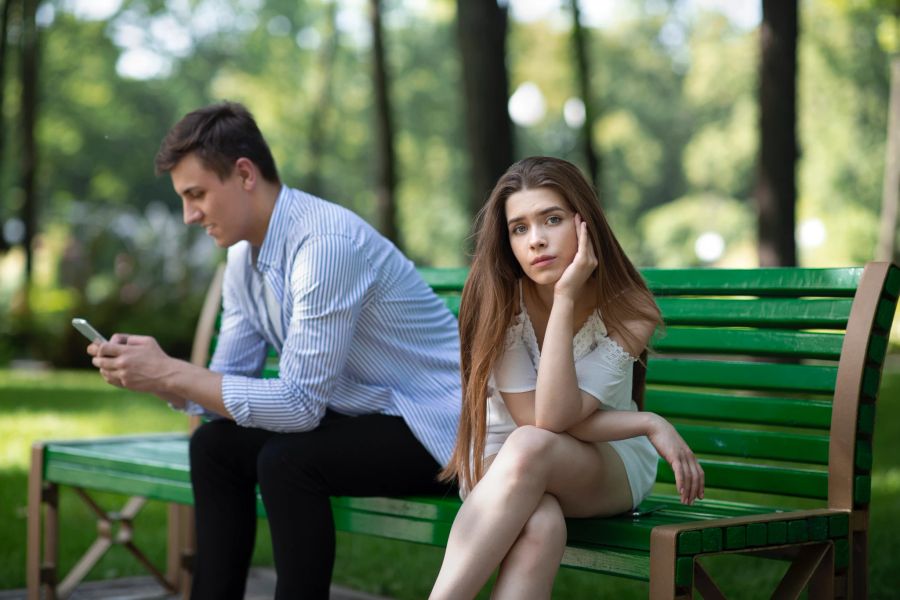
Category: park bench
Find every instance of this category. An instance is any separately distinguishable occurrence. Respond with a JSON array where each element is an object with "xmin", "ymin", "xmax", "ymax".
[{"xmin": 27, "ymin": 261, "xmax": 899, "ymax": 599}]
